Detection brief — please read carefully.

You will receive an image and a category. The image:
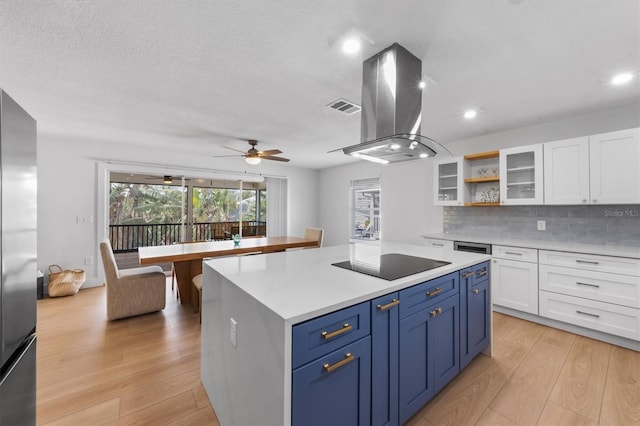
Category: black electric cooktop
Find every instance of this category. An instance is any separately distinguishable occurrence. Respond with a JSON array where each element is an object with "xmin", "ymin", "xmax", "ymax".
[{"xmin": 332, "ymin": 253, "xmax": 451, "ymax": 281}]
